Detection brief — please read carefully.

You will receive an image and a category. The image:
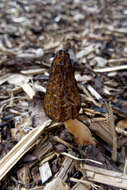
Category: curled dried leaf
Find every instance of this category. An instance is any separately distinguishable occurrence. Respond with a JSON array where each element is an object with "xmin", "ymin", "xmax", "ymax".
[{"xmin": 64, "ymin": 119, "xmax": 95, "ymax": 145}]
